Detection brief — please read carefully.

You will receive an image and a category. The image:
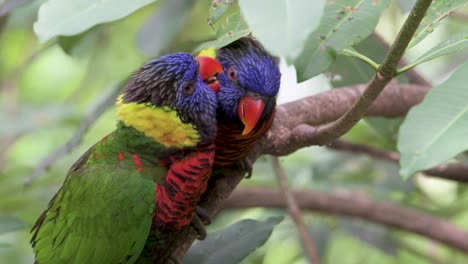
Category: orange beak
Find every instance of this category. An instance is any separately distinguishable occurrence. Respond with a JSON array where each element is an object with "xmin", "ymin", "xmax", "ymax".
[
  {"xmin": 237, "ymin": 95, "xmax": 265, "ymax": 135},
  {"xmin": 196, "ymin": 56, "xmax": 223, "ymax": 93}
]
